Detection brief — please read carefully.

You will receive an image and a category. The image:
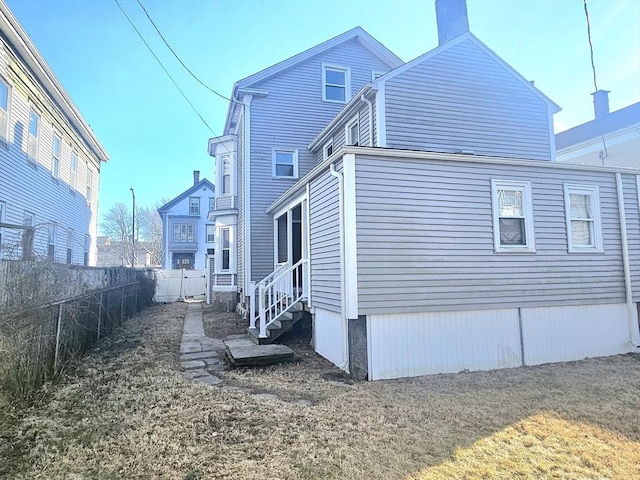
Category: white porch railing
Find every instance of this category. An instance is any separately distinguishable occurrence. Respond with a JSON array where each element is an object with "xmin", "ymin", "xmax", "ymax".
[{"xmin": 250, "ymin": 258, "xmax": 308, "ymax": 338}]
